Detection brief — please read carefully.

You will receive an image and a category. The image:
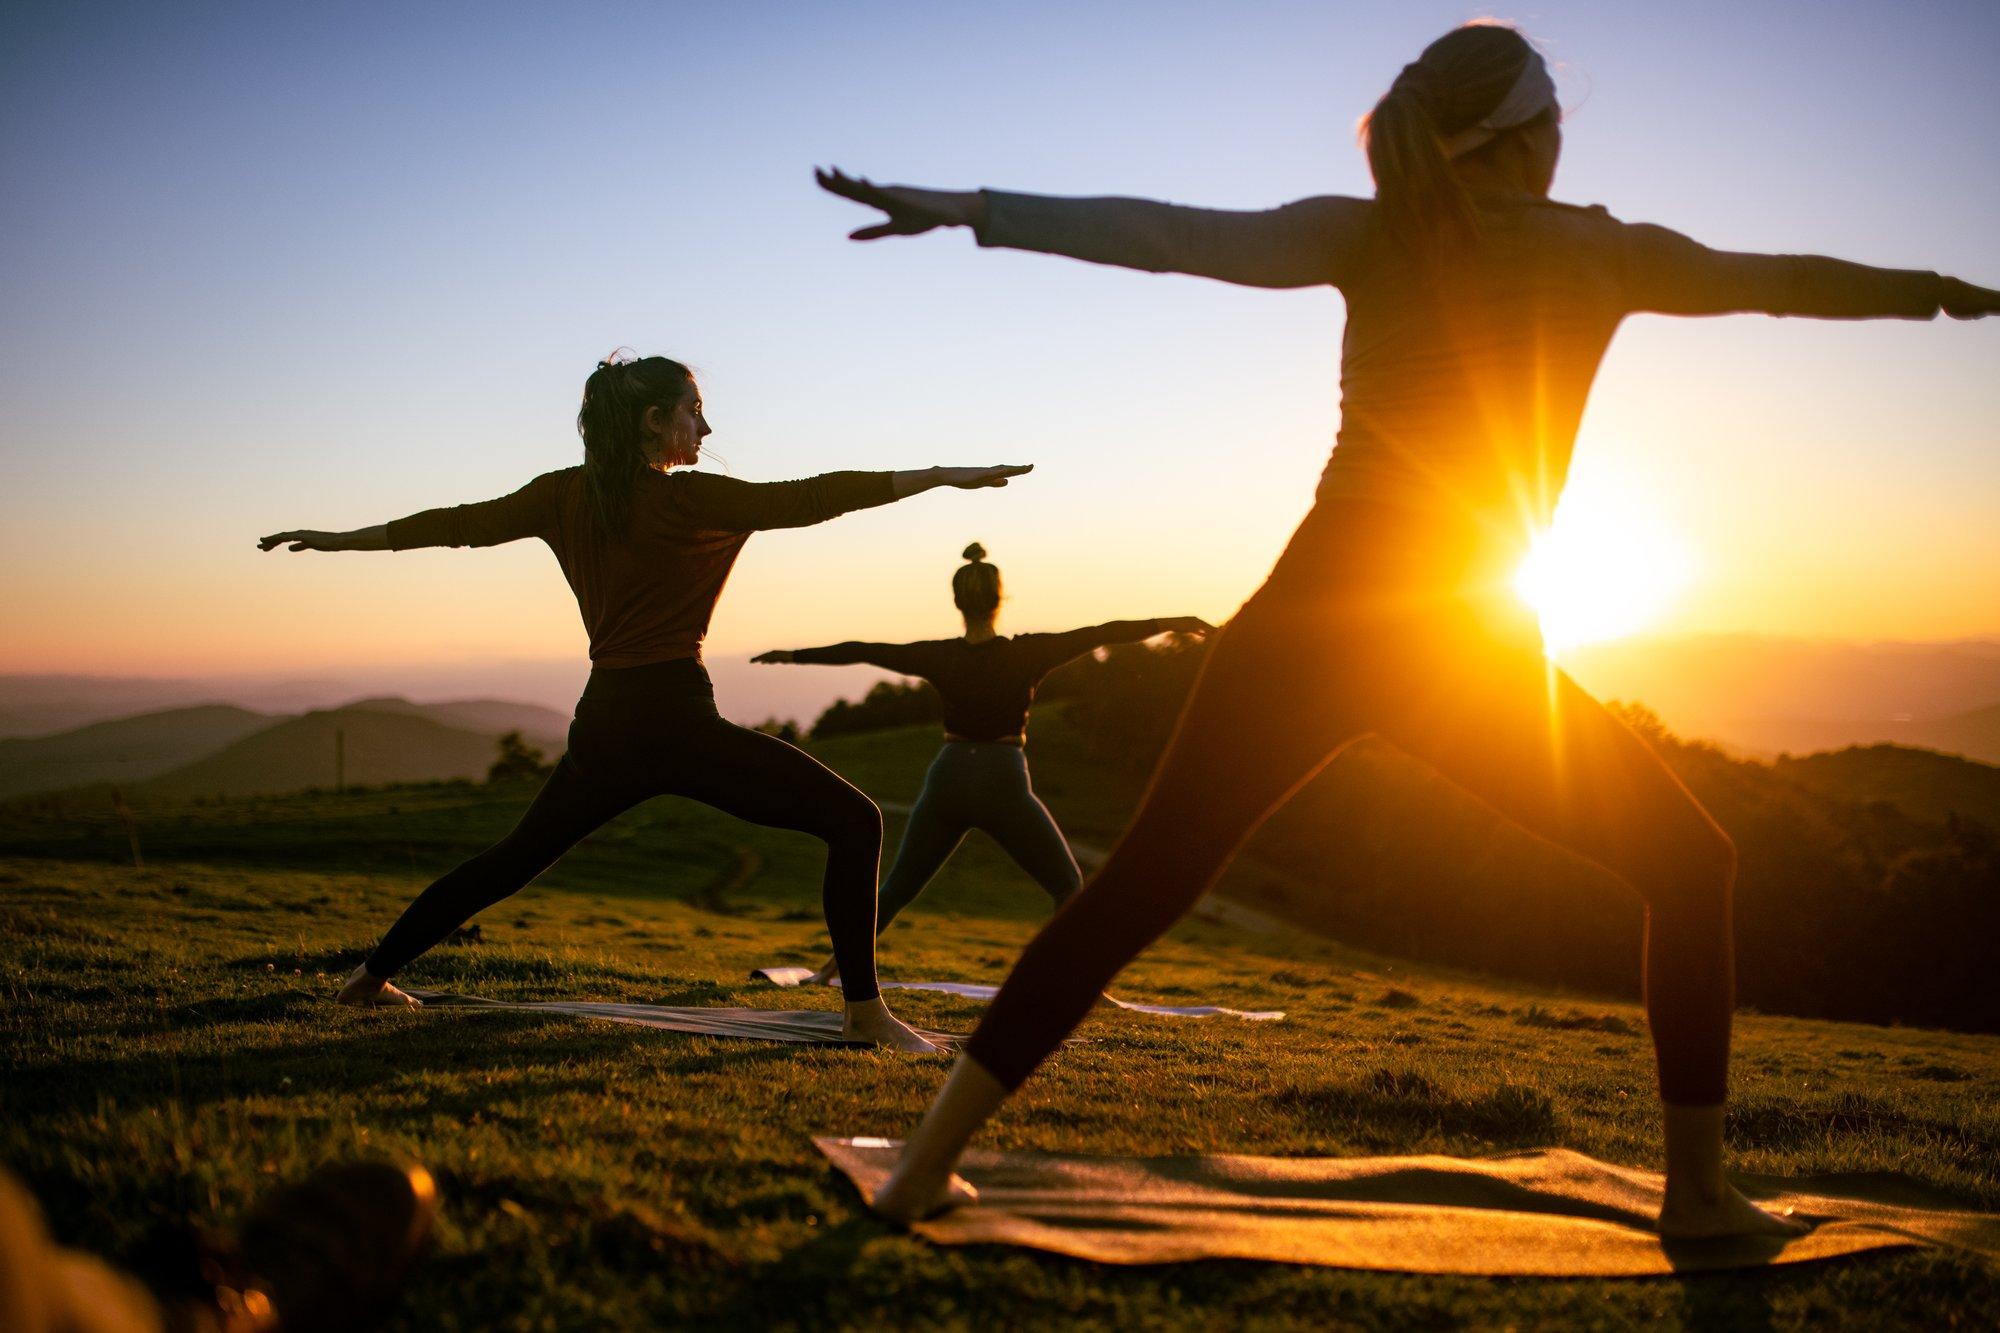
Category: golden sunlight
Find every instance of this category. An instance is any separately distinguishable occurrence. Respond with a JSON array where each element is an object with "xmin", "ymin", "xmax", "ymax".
[{"xmin": 1514, "ymin": 494, "xmax": 1694, "ymax": 655}]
